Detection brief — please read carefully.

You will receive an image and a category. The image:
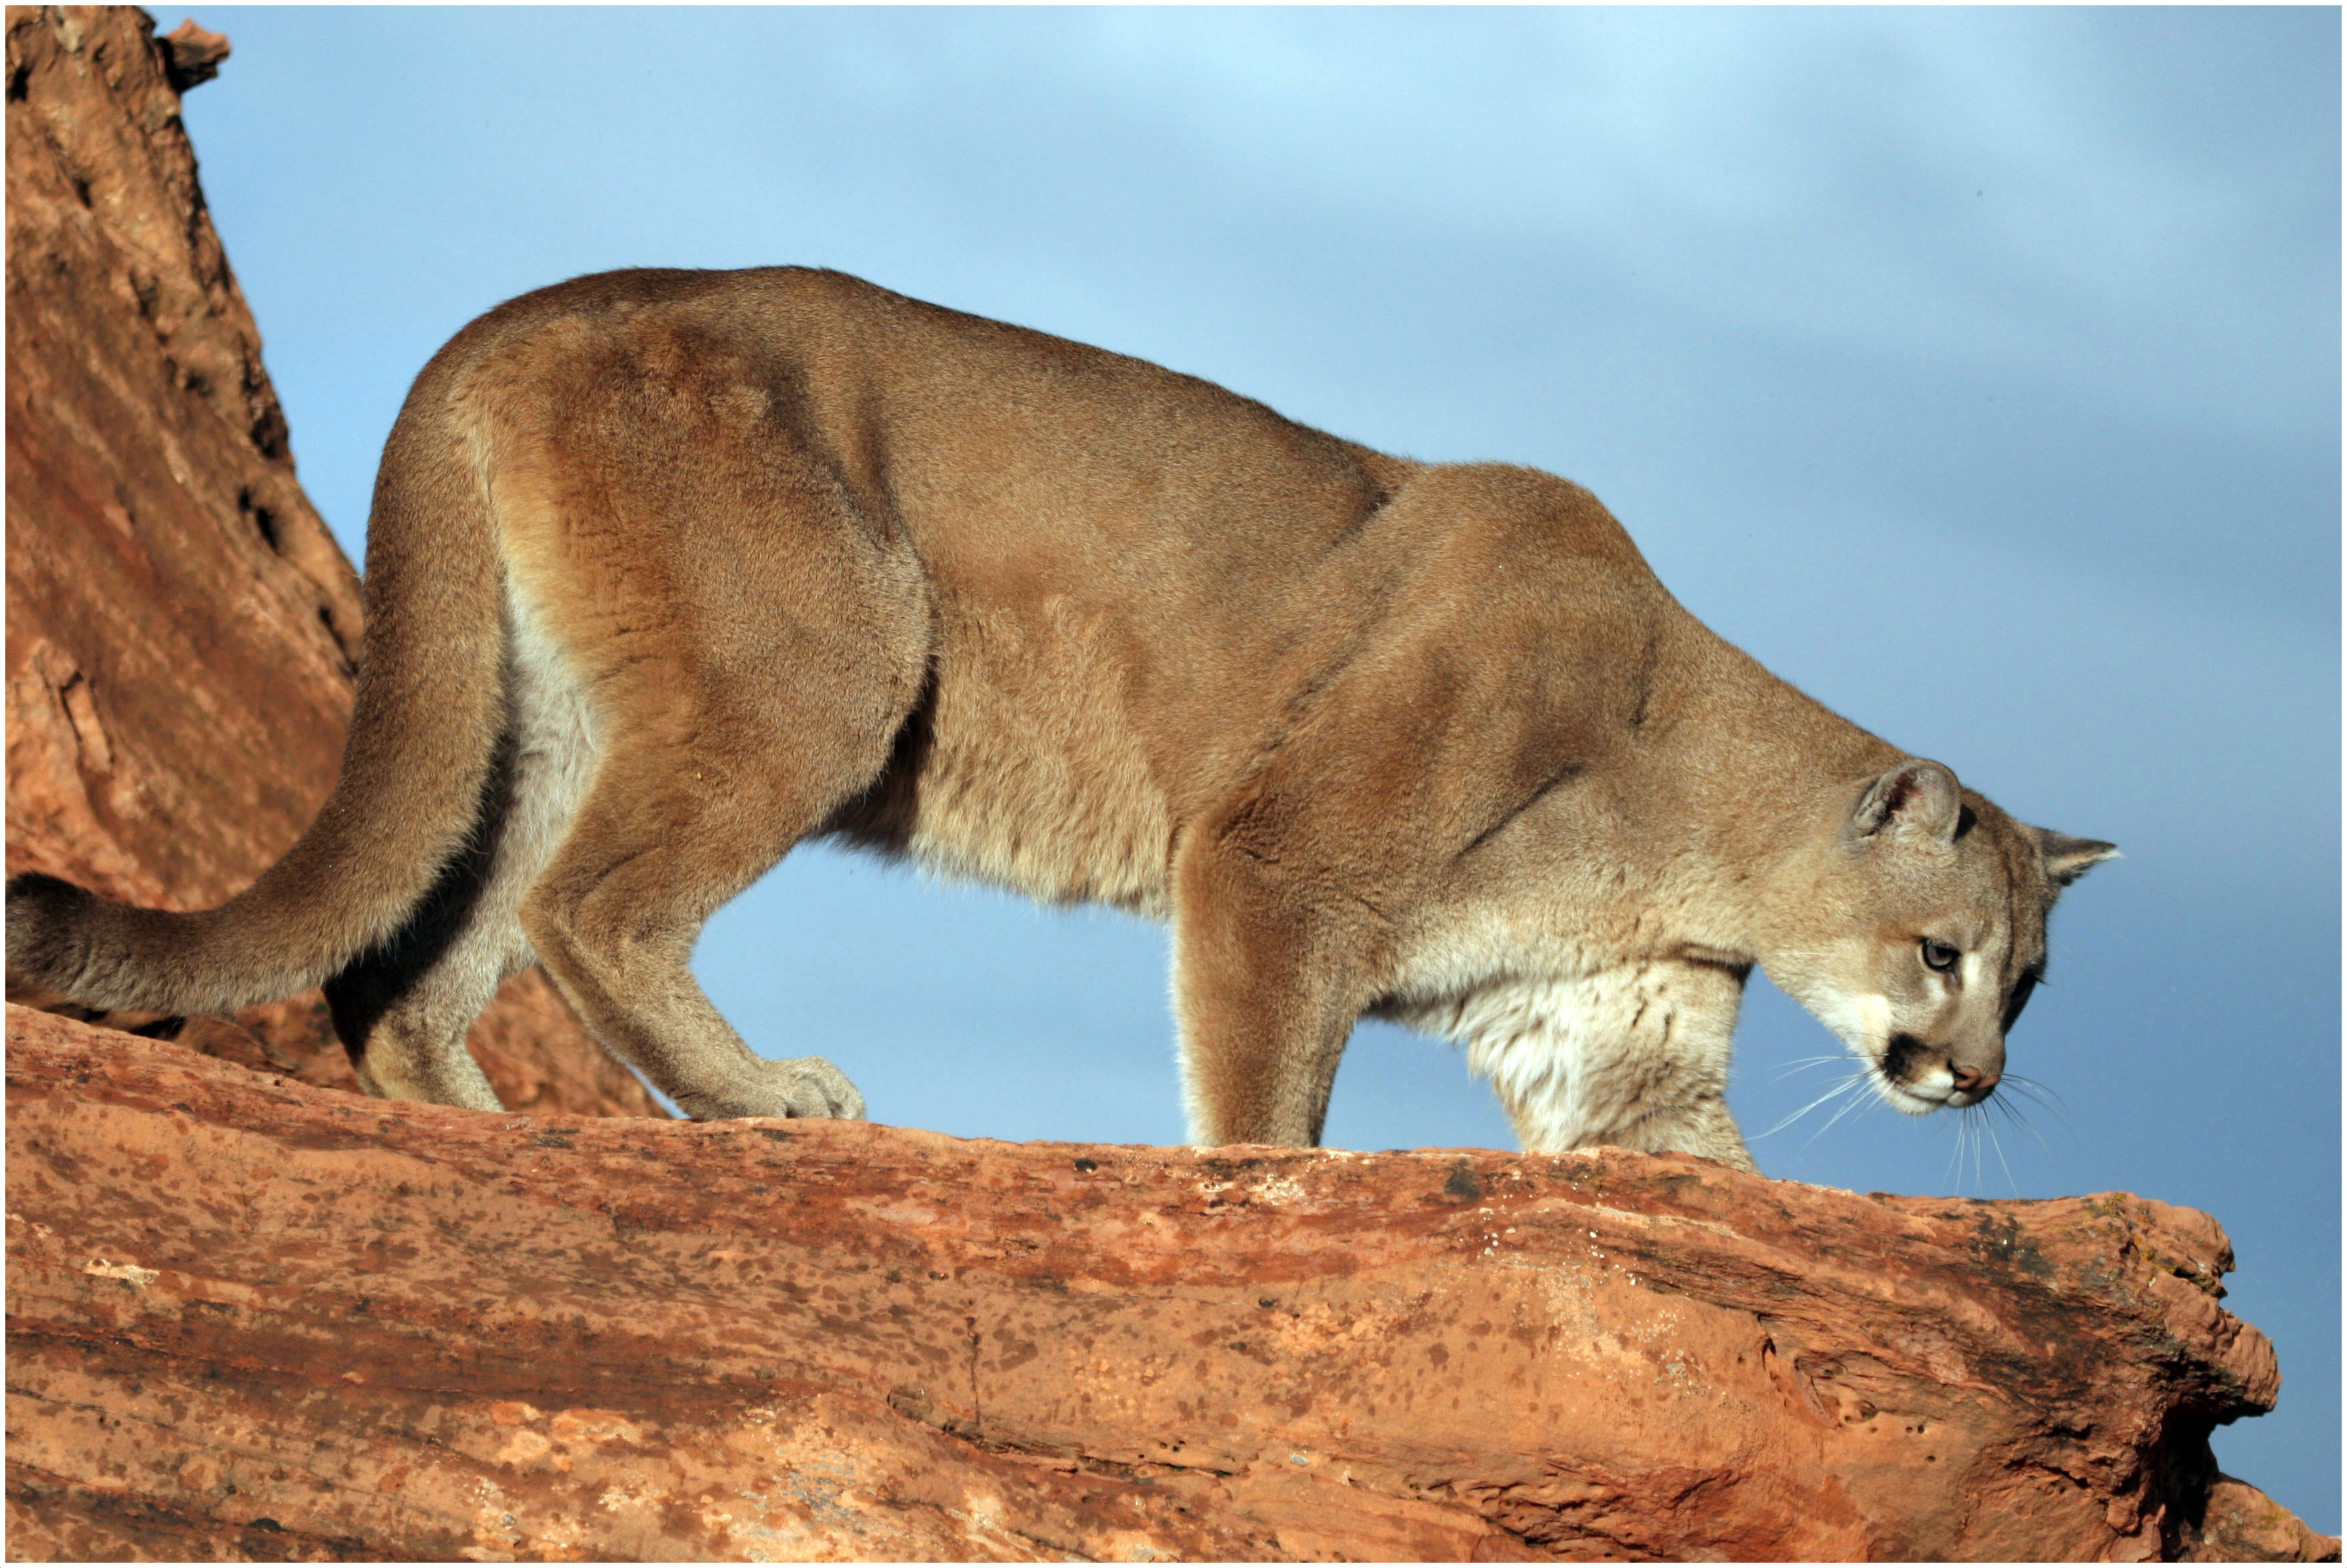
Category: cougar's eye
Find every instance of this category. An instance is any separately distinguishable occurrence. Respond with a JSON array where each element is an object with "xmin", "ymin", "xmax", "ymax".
[{"xmin": 1921, "ymin": 939, "xmax": 1960, "ymax": 973}]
